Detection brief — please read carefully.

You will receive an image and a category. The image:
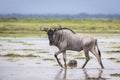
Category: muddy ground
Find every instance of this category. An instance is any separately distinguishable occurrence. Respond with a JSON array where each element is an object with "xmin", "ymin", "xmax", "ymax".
[{"xmin": 0, "ymin": 35, "xmax": 120, "ymax": 80}]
